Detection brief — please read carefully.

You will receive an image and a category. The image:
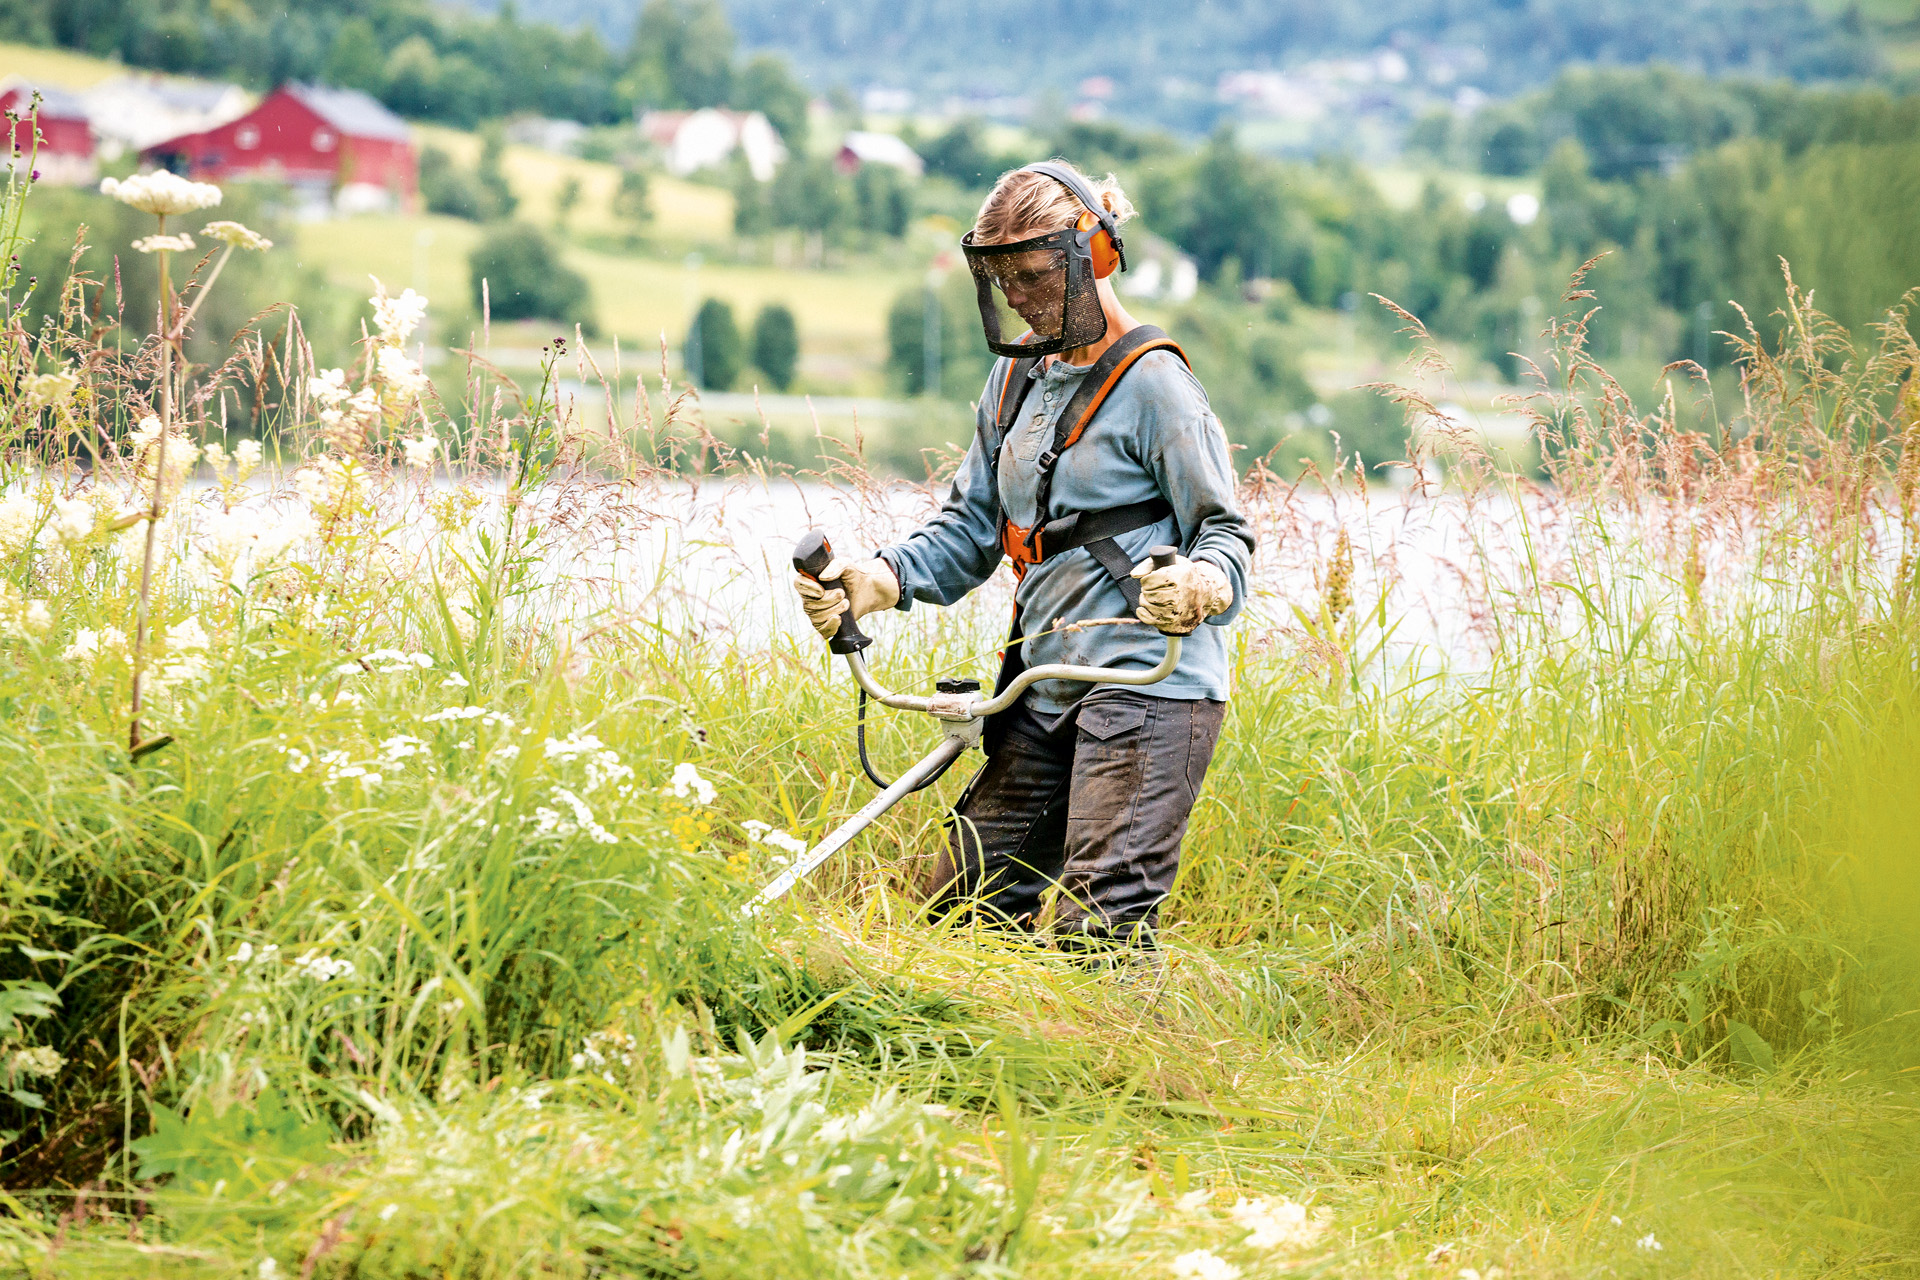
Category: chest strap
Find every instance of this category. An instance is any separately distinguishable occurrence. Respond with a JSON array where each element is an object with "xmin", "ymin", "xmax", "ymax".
[{"xmin": 980, "ymin": 326, "xmax": 1190, "ymax": 612}]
